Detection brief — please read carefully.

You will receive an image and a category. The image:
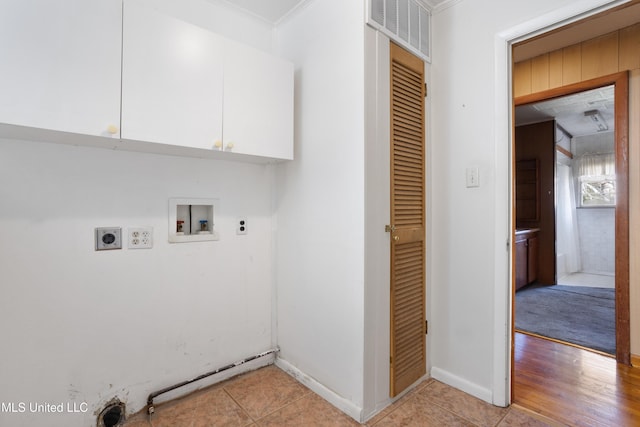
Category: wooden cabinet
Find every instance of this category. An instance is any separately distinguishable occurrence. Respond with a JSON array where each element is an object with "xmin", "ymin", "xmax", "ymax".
[
  {"xmin": 515, "ymin": 237, "xmax": 528, "ymax": 291},
  {"xmin": 527, "ymin": 234, "xmax": 538, "ymax": 284},
  {"xmin": 515, "ymin": 122, "xmax": 555, "ymax": 284},
  {"xmin": 515, "ymin": 229, "xmax": 539, "ymax": 291},
  {"xmin": 0, "ymin": 0, "xmax": 122, "ymax": 137},
  {"xmin": 516, "ymin": 159, "xmax": 539, "ymax": 222},
  {"xmin": 121, "ymin": 0, "xmax": 224, "ymax": 150}
]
